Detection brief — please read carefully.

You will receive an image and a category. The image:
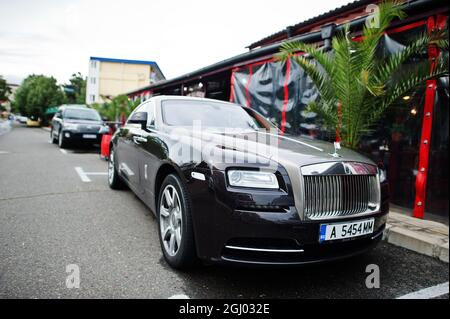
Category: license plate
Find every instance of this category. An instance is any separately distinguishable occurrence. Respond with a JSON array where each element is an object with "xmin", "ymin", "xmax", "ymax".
[
  {"xmin": 83, "ymin": 134, "xmax": 97, "ymax": 139},
  {"xmin": 319, "ymin": 218, "xmax": 375, "ymax": 242}
]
